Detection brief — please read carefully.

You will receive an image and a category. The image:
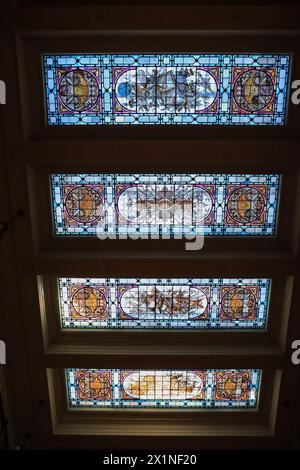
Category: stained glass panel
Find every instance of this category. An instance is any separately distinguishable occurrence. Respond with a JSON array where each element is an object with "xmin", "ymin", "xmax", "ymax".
[
  {"xmin": 44, "ymin": 54, "xmax": 290, "ymax": 126},
  {"xmin": 66, "ymin": 368, "xmax": 261, "ymax": 408},
  {"xmin": 51, "ymin": 173, "xmax": 280, "ymax": 236},
  {"xmin": 58, "ymin": 278, "xmax": 270, "ymax": 329}
]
